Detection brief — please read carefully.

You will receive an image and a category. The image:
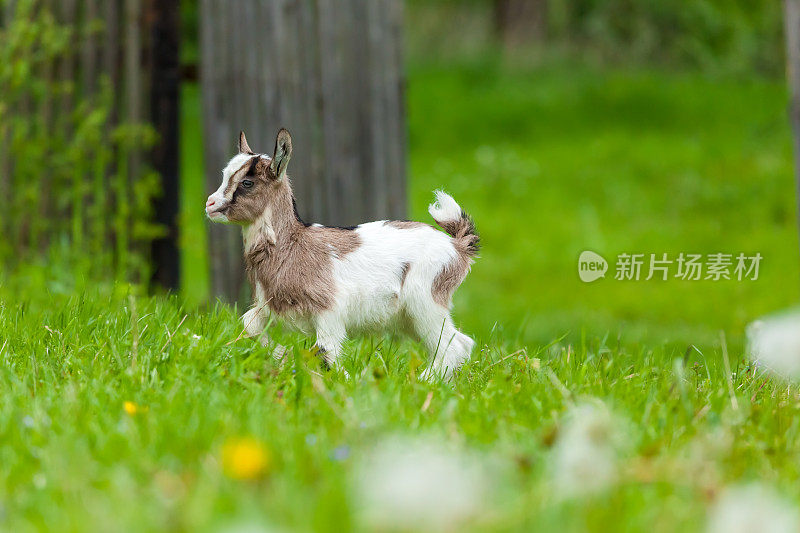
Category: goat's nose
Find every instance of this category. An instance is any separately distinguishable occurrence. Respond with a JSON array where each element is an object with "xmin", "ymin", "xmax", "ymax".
[{"xmin": 206, "ymin": 197, "xmax": 216, "ymax": 208}]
